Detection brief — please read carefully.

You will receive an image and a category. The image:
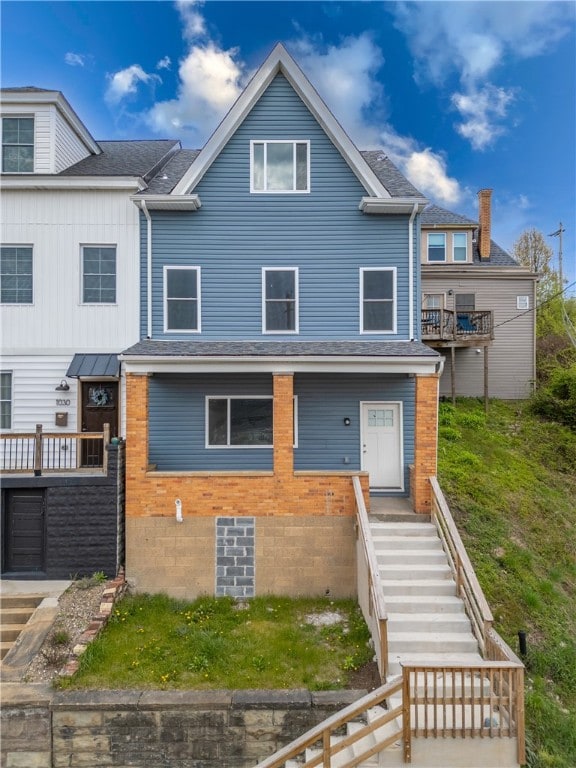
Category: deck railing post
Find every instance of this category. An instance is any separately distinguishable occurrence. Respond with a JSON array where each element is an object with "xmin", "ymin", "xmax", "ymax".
[
  {"xmin": 34, "ymin": 424, "xmax": 42, "ymax": 476},
  {"xmin": 402, "ymin": 667, "xmax": 412, "ymax": 763},
  {"xmin": 102, "ymin": 423, "xmax": 110, "ymax": 474}
]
